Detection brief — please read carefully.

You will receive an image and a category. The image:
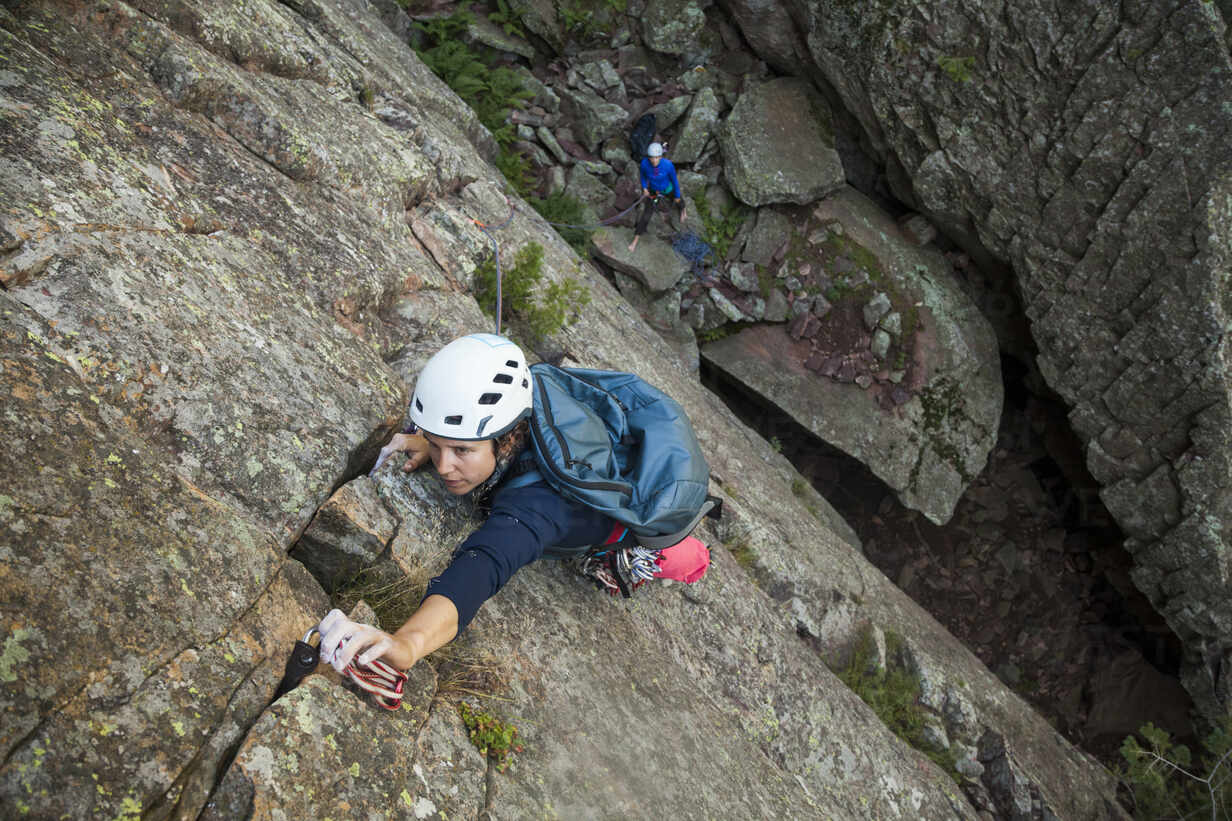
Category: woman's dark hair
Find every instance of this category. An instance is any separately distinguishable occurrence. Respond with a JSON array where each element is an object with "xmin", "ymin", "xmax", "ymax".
[{"xmin": 492, "ymin": 419, "xmax": 529, "ymax": 463}]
